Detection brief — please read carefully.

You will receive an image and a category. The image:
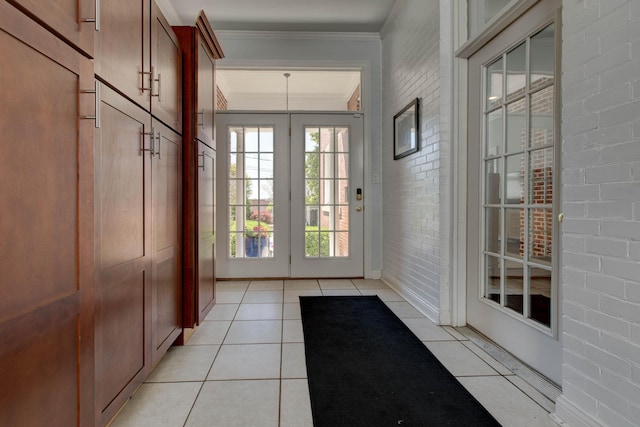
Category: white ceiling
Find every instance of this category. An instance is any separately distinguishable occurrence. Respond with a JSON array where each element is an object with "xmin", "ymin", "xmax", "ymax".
[
  {"xmin": 156, "ymin": 0, "xmax": 392, "ymax": 110},
  {"xmin": 163, "ymin": 0, "xmax": 398, "ymax": 32}
]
